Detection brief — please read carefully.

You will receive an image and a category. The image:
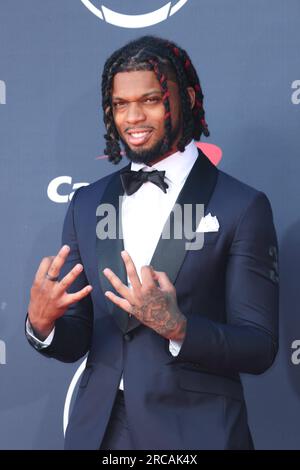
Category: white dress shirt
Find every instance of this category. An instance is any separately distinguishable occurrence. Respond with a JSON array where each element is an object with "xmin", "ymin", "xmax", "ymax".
[{"xmin": 26, "ymin": 140, "xmax": 199, "ymax": 389}]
